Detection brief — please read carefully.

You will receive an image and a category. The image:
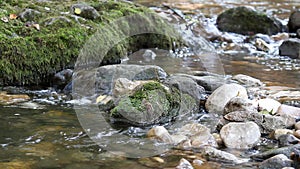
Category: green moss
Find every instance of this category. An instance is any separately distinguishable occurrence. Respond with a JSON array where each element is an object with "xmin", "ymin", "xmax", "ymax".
[{"xmin": 0, "ymin": 0, "xmax": 182, "ymax": 86}]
